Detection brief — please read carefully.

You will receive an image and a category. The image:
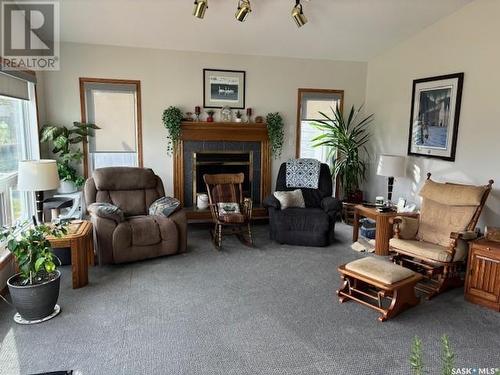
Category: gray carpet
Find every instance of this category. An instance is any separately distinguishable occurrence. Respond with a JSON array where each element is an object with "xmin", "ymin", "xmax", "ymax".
[{"xmin": 0, "ymin": 223, "xmax": 499, "ymax": 375}]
